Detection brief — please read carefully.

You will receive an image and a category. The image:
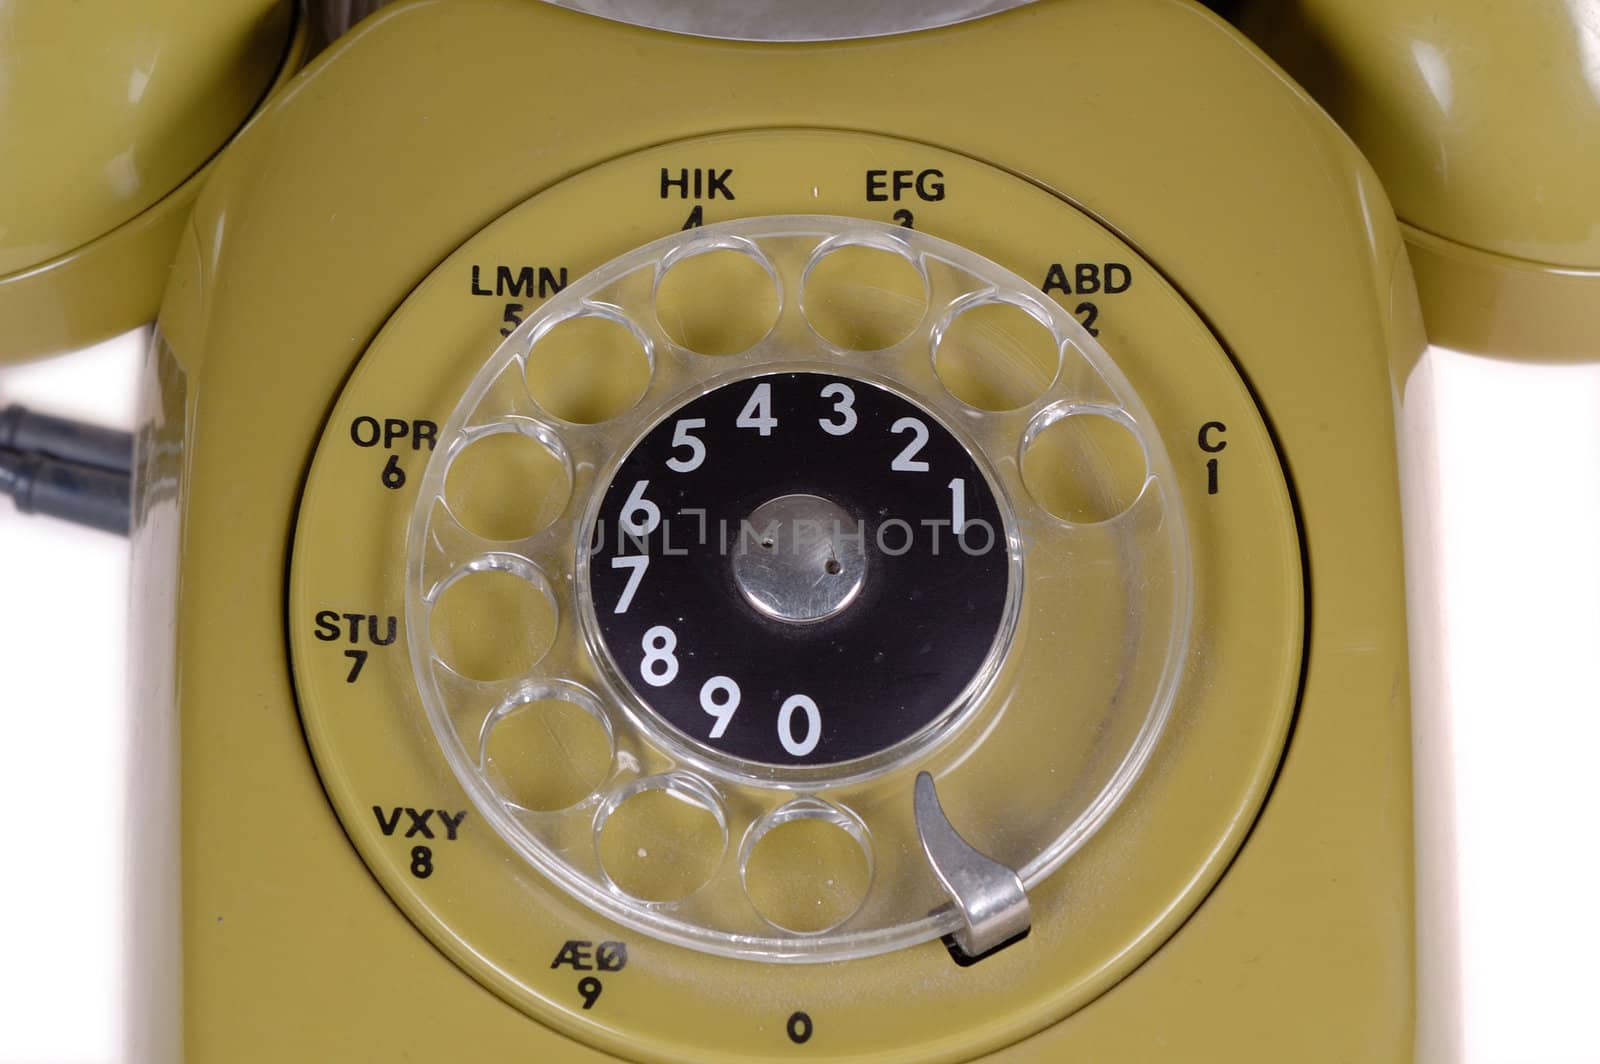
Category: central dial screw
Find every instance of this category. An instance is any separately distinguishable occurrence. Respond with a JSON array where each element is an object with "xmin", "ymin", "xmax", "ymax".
[{"xmin": 731, "ymin": 494, "xmax": 866, "ymax": 624}]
